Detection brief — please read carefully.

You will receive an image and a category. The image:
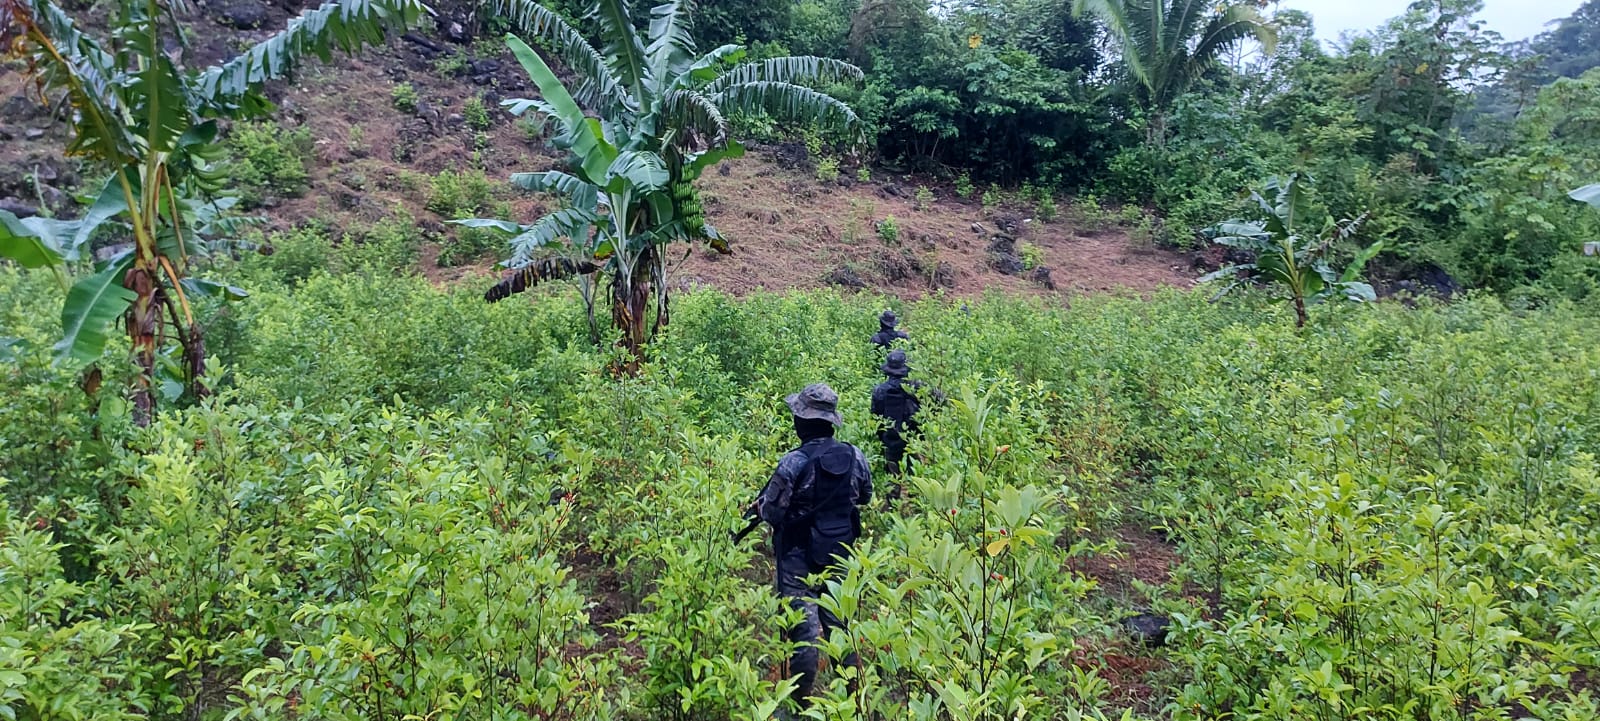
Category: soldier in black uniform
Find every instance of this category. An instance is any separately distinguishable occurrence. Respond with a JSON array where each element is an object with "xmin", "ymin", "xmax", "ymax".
[
  {"xmin": 756, "ymin": 383, "xmax": 873, "ymax": 710},
  {"xmin": 870, "ymin": 350, "xmax": 923, "ymax": 479},
  {"xmin": 870, "ymin": 310, "xmax": 908, "ymax": 349}
]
